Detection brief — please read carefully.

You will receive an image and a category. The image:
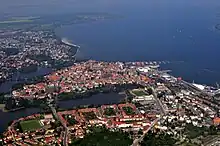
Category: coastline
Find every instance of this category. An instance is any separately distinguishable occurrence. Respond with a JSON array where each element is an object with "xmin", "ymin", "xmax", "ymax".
[
  {"xmin": 1, "ymin": 60, "xmax": 220, "ymax": 144},
  {"xmin": 0, "ymin": 33, "xmax": 80, "ymax": 94}
]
